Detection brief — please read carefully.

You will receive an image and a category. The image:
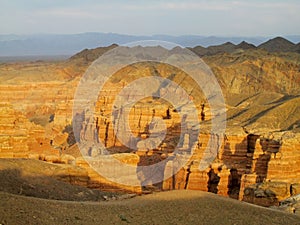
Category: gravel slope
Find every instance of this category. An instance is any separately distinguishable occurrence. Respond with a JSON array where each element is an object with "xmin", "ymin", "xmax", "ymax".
[{"xmin": 1, "ymin": 190, "xmax": 299, "ymax": 225}]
